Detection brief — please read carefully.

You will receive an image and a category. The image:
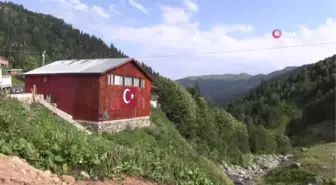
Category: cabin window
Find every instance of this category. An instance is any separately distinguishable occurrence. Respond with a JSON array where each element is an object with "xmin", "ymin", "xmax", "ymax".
[
  {"xmin": 111, "ymin": 75, "xmax": 146, "ymax": 87},
  {"xmin": 43, "ymin": 76, "xmax": 48, "ymax": 82},
  {"xmin": 140, "ymin": 79, "xmax": 145, "ymax": 88},
  {"xmin": 133, "ymin": 77, "xmax": 140, "ymax": 87},
  {"xmin": 124, "ymin": 76, "xmax": 133, "ymax": 86},
  {"xmin": 114, "ymin": 75, "xmax": 123, "ymax": 85},
  {"xmin": 108, "ymin": 74, "xmax": 114, "ymax": 85}
]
